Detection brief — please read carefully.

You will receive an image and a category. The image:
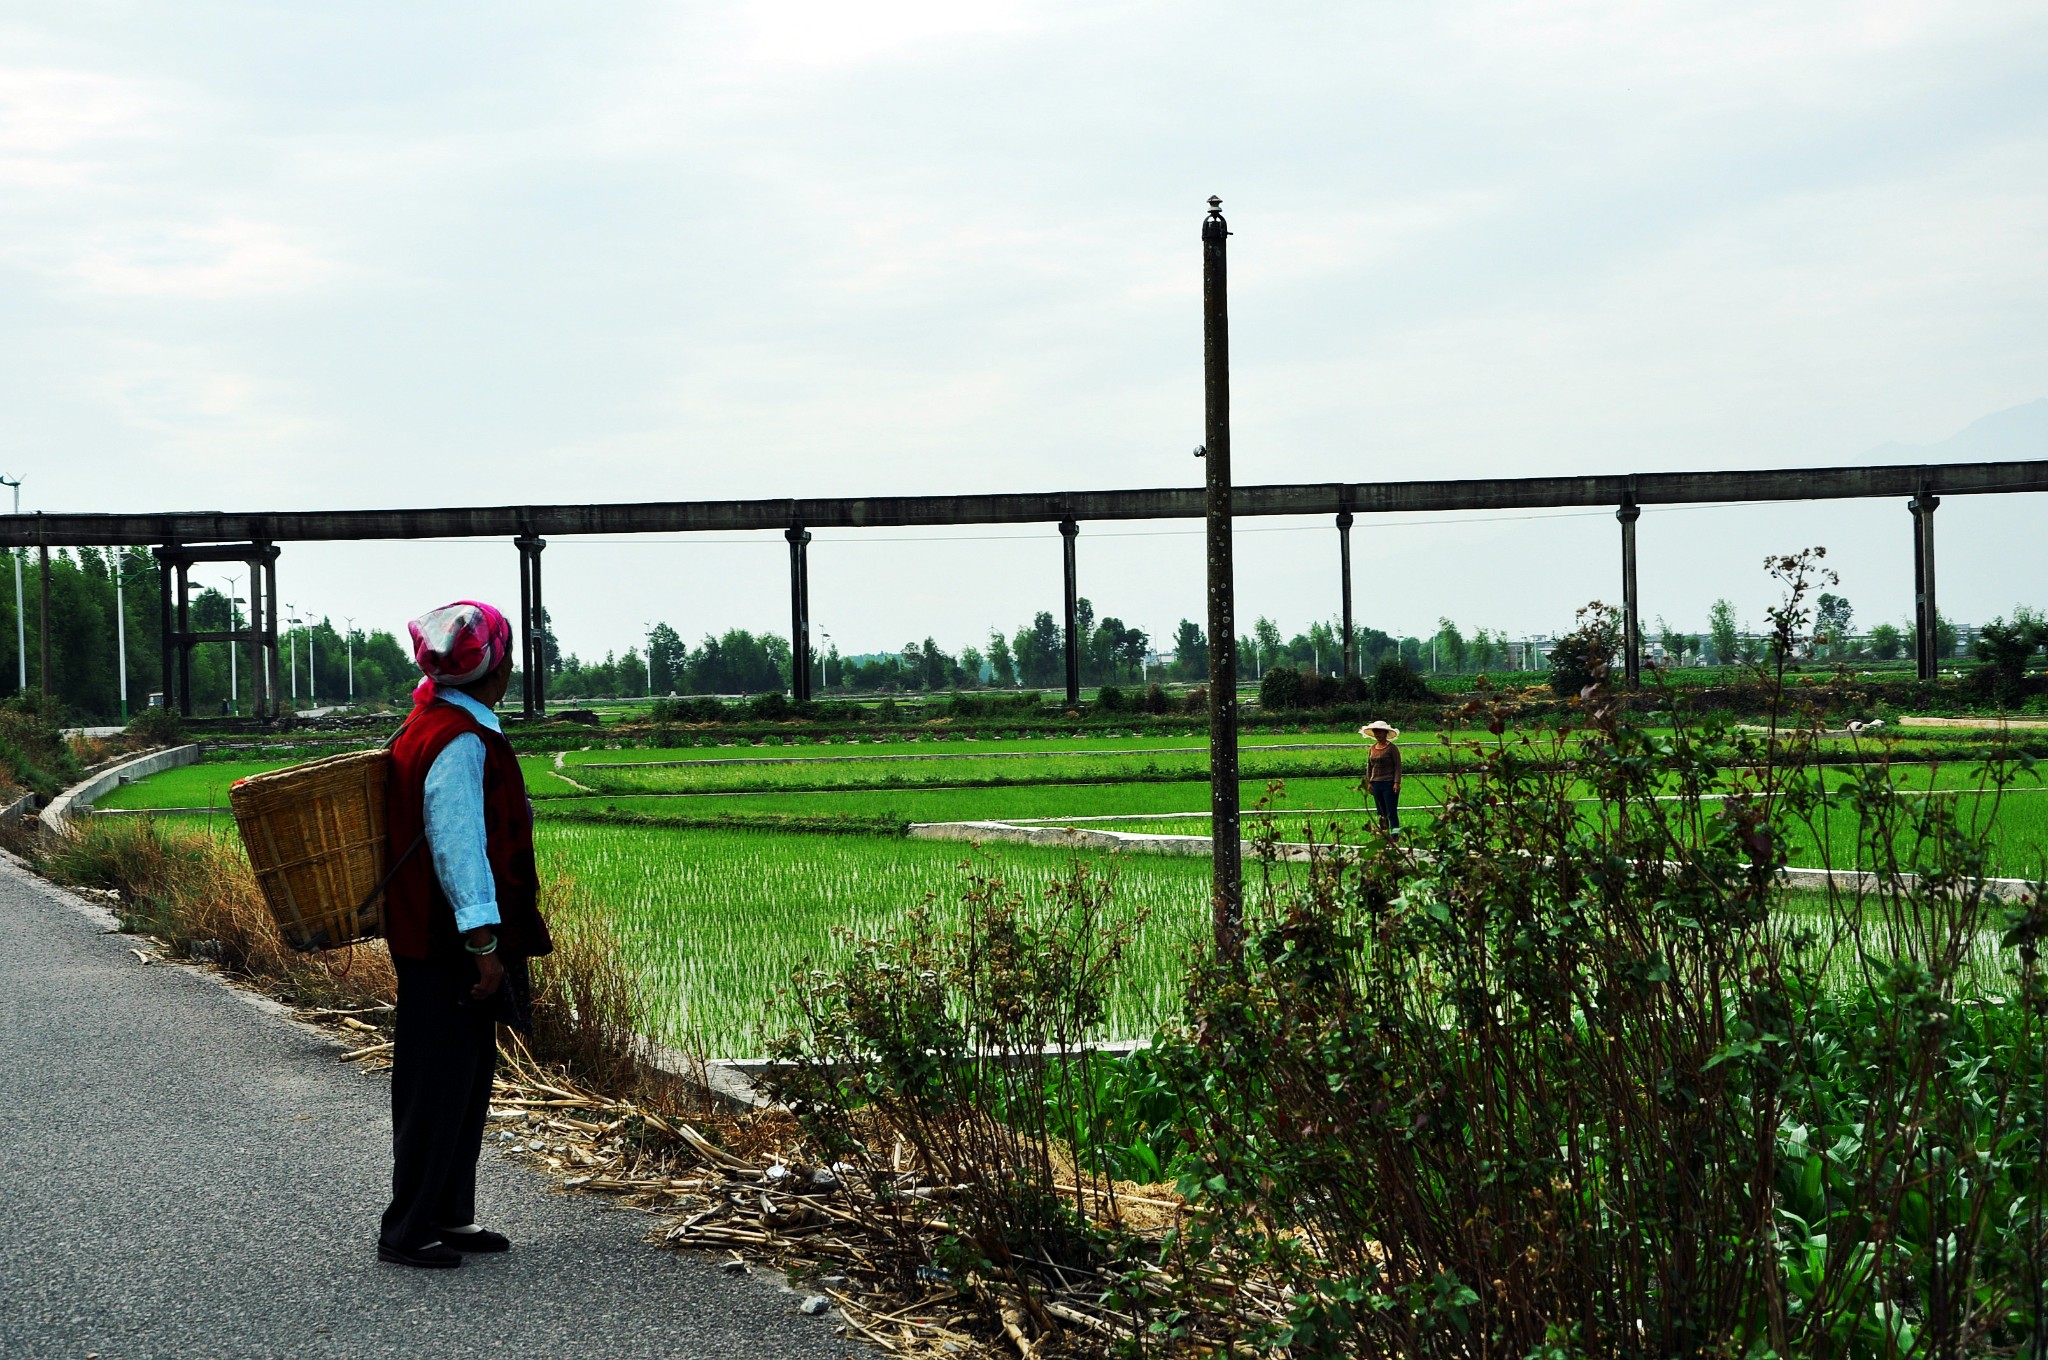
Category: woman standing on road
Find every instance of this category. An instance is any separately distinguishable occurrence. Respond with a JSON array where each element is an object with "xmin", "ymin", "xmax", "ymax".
[
  {"xmin": 1360, "ymin": 719, "xmax": 1402, "ymax": 832},
  {"xmin": 377, "ymin": 600, "xmax": 554, "ymax": 1269}
]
